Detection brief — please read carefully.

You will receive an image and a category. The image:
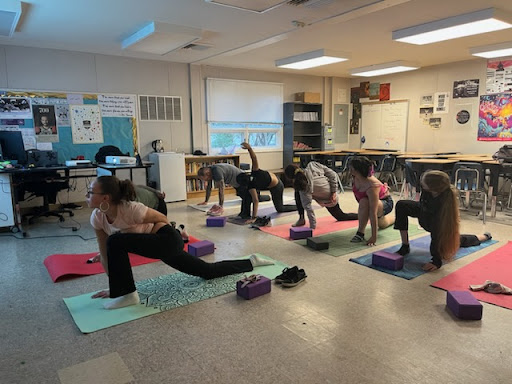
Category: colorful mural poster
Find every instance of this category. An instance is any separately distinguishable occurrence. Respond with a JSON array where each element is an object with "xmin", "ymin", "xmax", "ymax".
[
  {"xmin": 369, "ymin": 83, "xmax": 380, "ymax": 100},
  {"xmin": 379, "ymin": 83, "xmax": 390, "ymax": 101},
  {"xmin": 486, "ymin": 57, "xmax": 512, "ymax": 94},
  {"xmin": 70, "ymin": 104, "xmax": 103, "ymax": 144},
  {"xmin": 478, "ymin": 93, "xmax": 512, "ymax": 141}
]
